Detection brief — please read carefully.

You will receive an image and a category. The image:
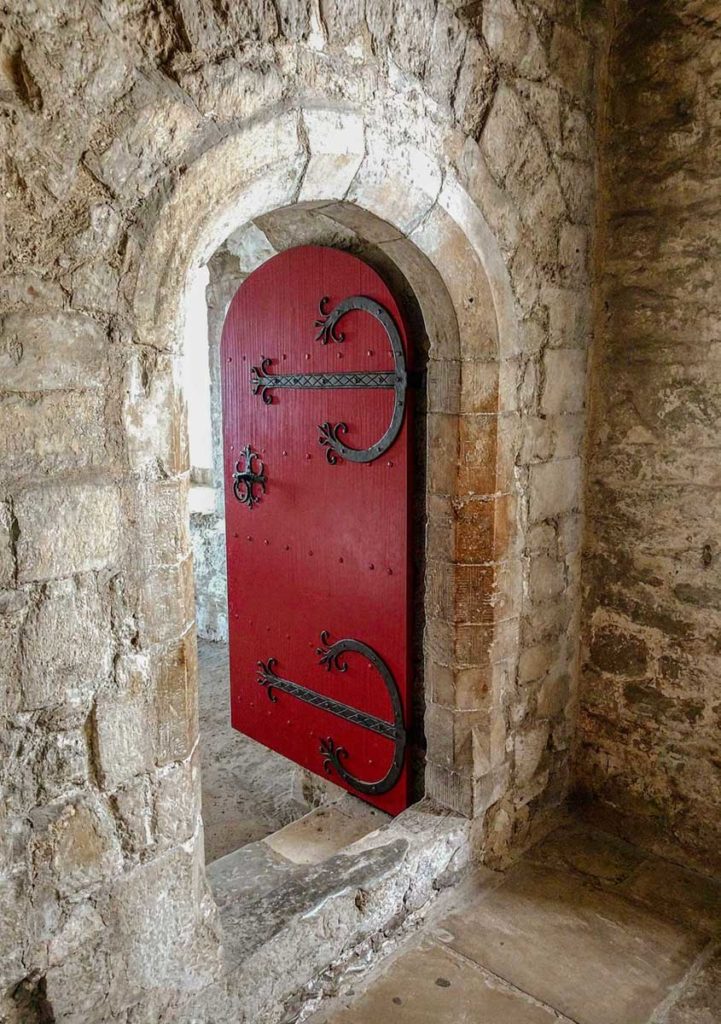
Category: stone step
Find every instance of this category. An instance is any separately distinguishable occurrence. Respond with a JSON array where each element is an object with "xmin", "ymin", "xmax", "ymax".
[{"xmin": 179, "ymin": 801, "xmax": 472, "ymax": 1024}]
